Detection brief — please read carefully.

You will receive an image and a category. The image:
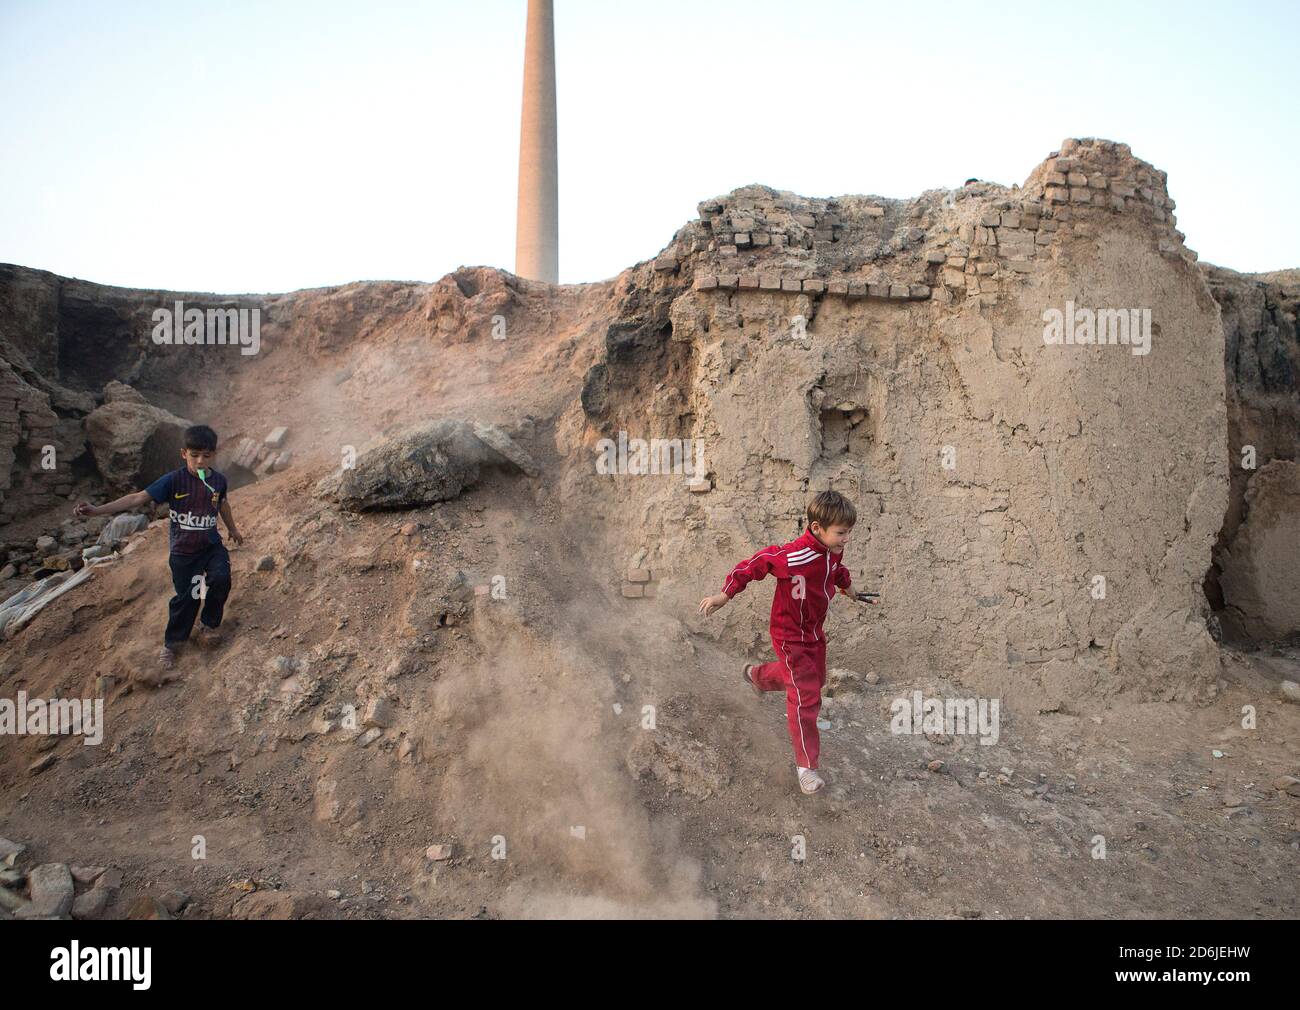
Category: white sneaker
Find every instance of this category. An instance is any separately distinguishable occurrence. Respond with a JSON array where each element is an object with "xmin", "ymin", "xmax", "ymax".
[{"xmin": 797, "ymin": 766, "xmax": 825, "ymax": 794}]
